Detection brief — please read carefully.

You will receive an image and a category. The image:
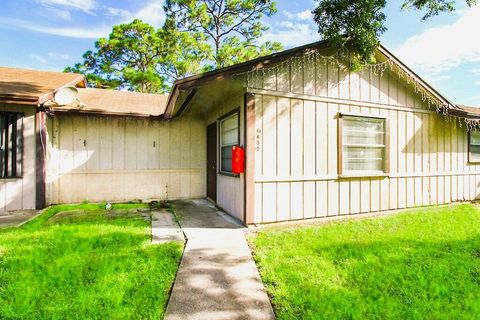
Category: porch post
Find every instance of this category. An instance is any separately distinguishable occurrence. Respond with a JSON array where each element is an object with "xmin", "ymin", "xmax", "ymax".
[
  {"xmin": 244, "ymin": 93, "xmax": 255, "ymax": 224},
  {"xmin": 35, "ymin": 109, "xmax": 46, "ymax": 209}
]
